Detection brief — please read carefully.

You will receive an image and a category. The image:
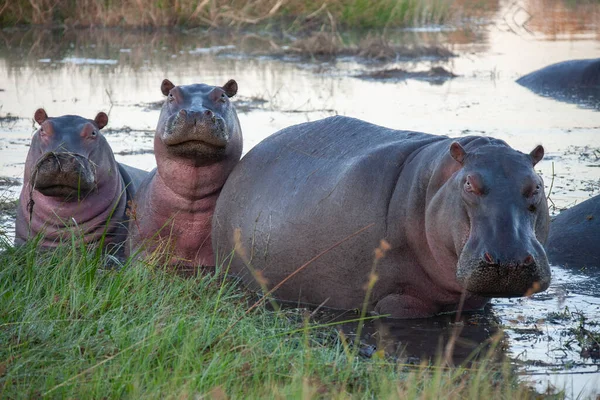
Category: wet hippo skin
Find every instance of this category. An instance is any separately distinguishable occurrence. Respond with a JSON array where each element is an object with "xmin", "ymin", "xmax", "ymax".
[
  {"xmin": 546, "ymin": 195, "xmax": 600, "ymax": 269},
  {"xmin": 517, "ymin": 58, "xmax": 600, "ymax": 107},
  {"xmin": 127, "ymin": 79, "xmax": 243, "ymax": 271},
  {"xmin": 212, "ymin": 116, "xmax": 552, "ymax": 319},
  {"xmin": 15, "ymin": 109, "xmax": 147, "ymax": 253}
]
